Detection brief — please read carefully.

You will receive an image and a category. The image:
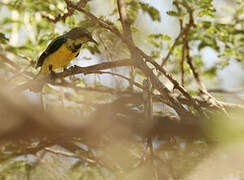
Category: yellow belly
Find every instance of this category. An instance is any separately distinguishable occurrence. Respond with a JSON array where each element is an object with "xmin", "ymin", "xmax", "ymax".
[{"xmin": 40, "ymin": 44, "xmax": 79, "ymax": 74}]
